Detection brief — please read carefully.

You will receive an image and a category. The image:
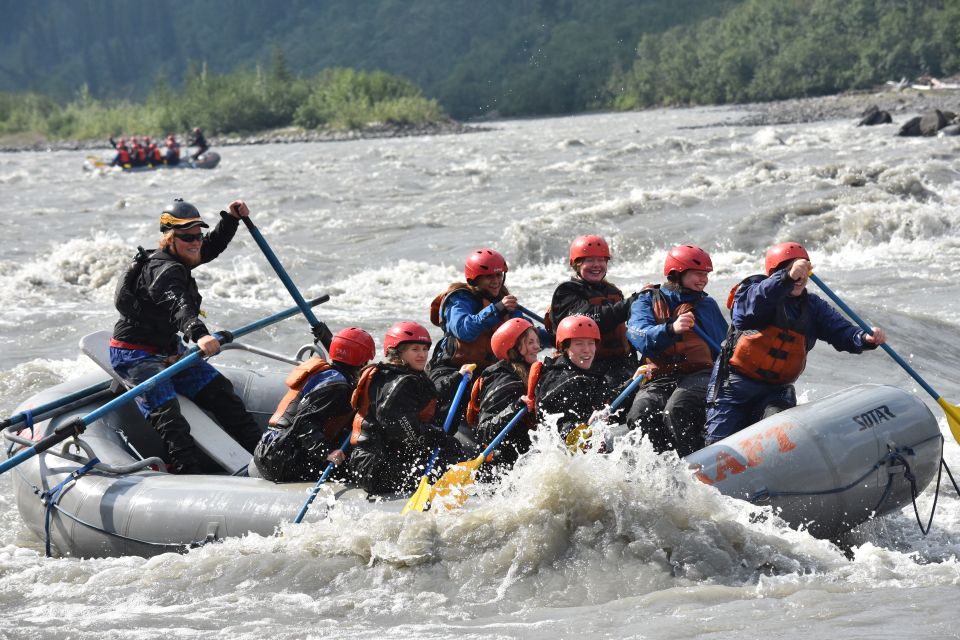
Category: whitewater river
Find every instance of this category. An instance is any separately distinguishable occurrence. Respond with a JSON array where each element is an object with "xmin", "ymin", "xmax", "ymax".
[{"xmin": 2, "ymin": 107, "xmax": 960, "ymax": 638}]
